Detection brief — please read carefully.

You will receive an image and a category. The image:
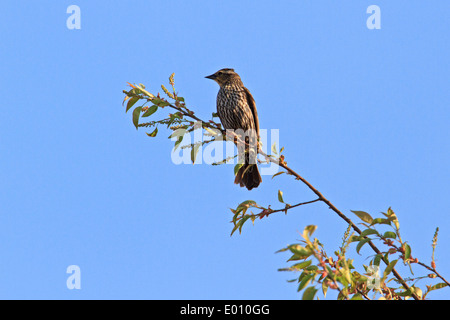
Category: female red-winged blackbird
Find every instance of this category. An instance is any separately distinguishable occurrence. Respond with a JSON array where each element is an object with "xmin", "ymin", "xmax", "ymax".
[{"xmin": 206, "ymin": 68, "xmax": 262, "ymax": 190}]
